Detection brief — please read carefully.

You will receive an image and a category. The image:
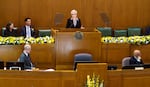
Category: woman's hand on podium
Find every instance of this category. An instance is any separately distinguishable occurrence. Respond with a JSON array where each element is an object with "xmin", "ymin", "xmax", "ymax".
[
  {"xmin": 80, "ymin": 25, "xmax": 85, "ymax": 29},
  {"xmin": 32, "ymin": 67, "xmax": 39, "ymax": 71}
]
